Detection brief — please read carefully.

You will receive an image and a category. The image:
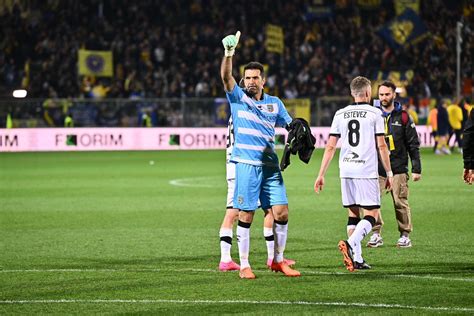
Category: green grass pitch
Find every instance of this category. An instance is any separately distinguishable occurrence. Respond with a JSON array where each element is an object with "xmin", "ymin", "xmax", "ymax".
[{"xmin": 1, "ymin": 148, "xmax": 473, "ymax": 314}]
